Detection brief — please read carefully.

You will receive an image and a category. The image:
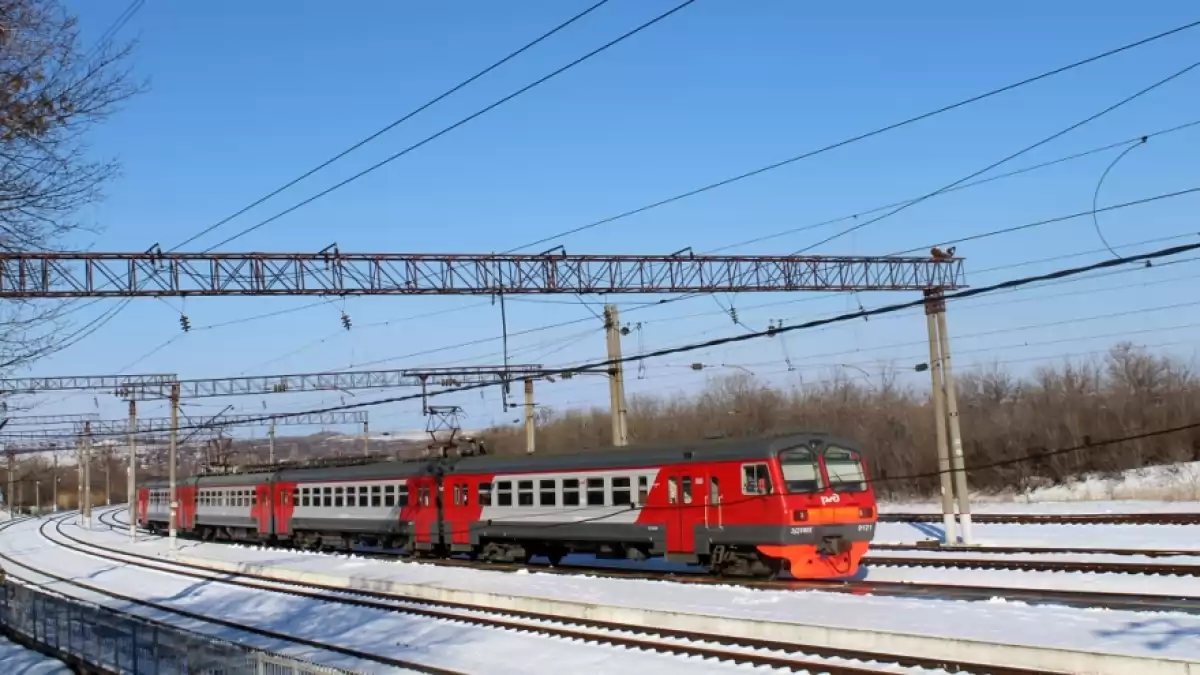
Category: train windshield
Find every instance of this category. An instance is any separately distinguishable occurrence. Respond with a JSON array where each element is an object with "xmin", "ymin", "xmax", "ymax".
[
  {"xmin": 778, "ymin": 447, "xmax": 825, "ymax": 494},
  {"xmin": 824, "ymin": 446, "xmax": 868, "ymax": 492}
]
